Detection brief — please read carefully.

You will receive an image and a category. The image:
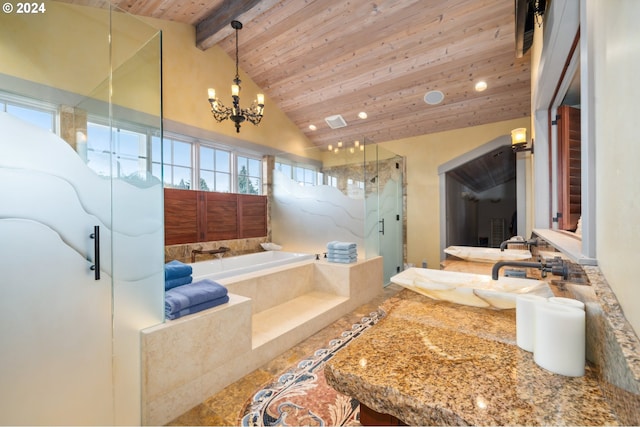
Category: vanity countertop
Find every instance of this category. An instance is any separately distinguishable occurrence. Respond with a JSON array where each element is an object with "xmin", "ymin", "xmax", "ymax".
[{"xmin": 324, "ymin": 288, "xmax": 619, "ymax": 425}]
